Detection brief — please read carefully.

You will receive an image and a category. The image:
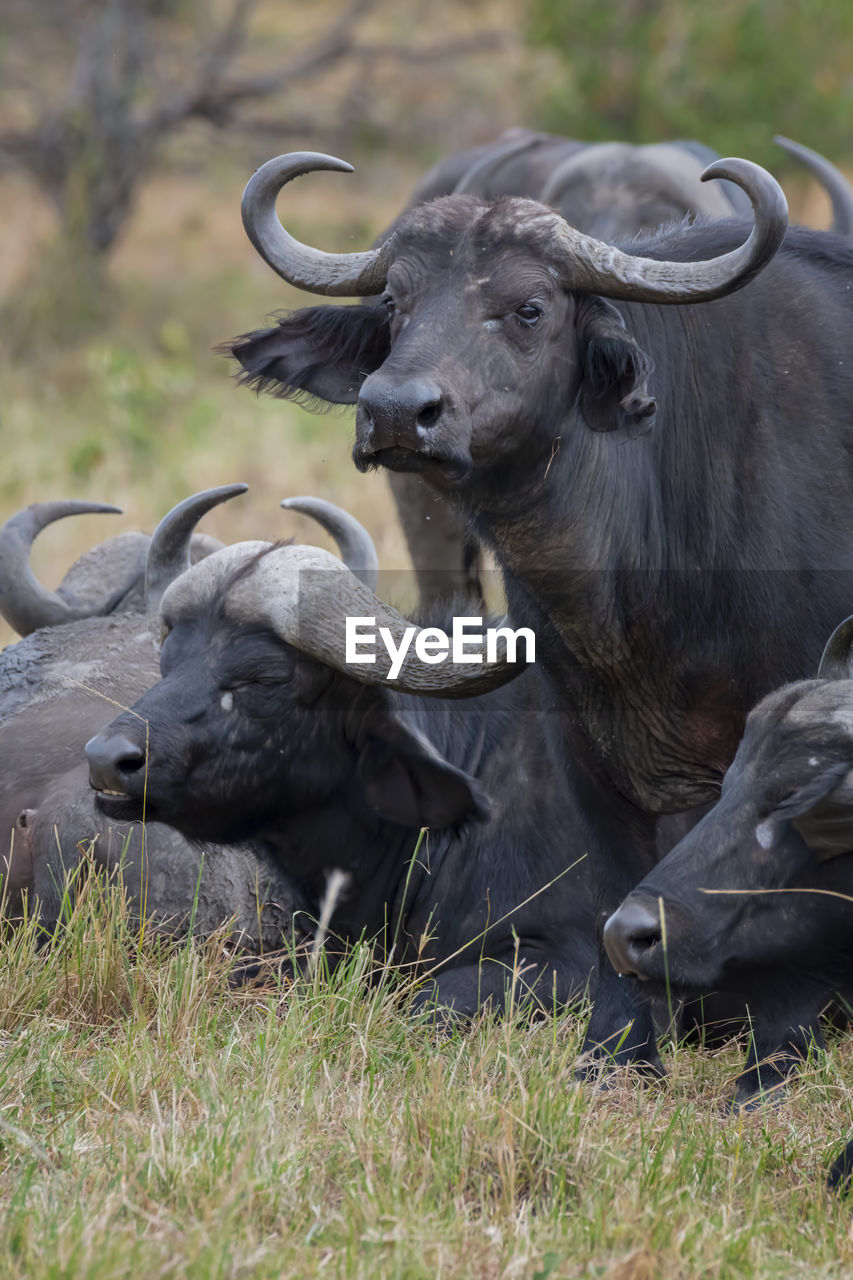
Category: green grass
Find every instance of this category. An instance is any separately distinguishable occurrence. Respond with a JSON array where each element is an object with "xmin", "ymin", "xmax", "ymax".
[{"xmin": 2, "ymin": 871, "xmax": 853, "ymax": 1280}]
